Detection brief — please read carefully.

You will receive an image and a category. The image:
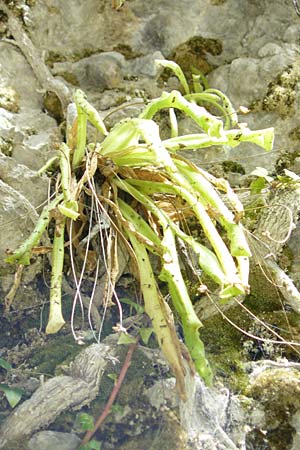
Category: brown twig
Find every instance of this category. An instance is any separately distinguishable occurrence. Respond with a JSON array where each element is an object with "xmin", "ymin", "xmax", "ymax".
[{"xmin": 80, "ymin": 340, "xmax": 138, "ymax": 447}]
